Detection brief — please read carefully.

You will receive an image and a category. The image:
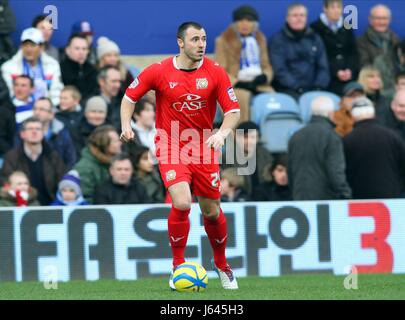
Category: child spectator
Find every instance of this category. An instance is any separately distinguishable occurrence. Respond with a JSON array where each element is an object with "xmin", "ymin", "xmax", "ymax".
[
  {"xmin": 51, "ymin": 170, "xmax": 88, "ymax": 206},
  {"xmin": 253, "ymin": 154, "xmax": 292, "ymax": 201},
  {"xmin": 55, "ymin": 85, "xmax": 82, "ymax": 131},
  {"xmin": 220, "ymin": 167, "xmax": 249, "ymax": 202},
  {"xmin": 0, "ymin": 171, "xmax": 39, "ymax": 206}
]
